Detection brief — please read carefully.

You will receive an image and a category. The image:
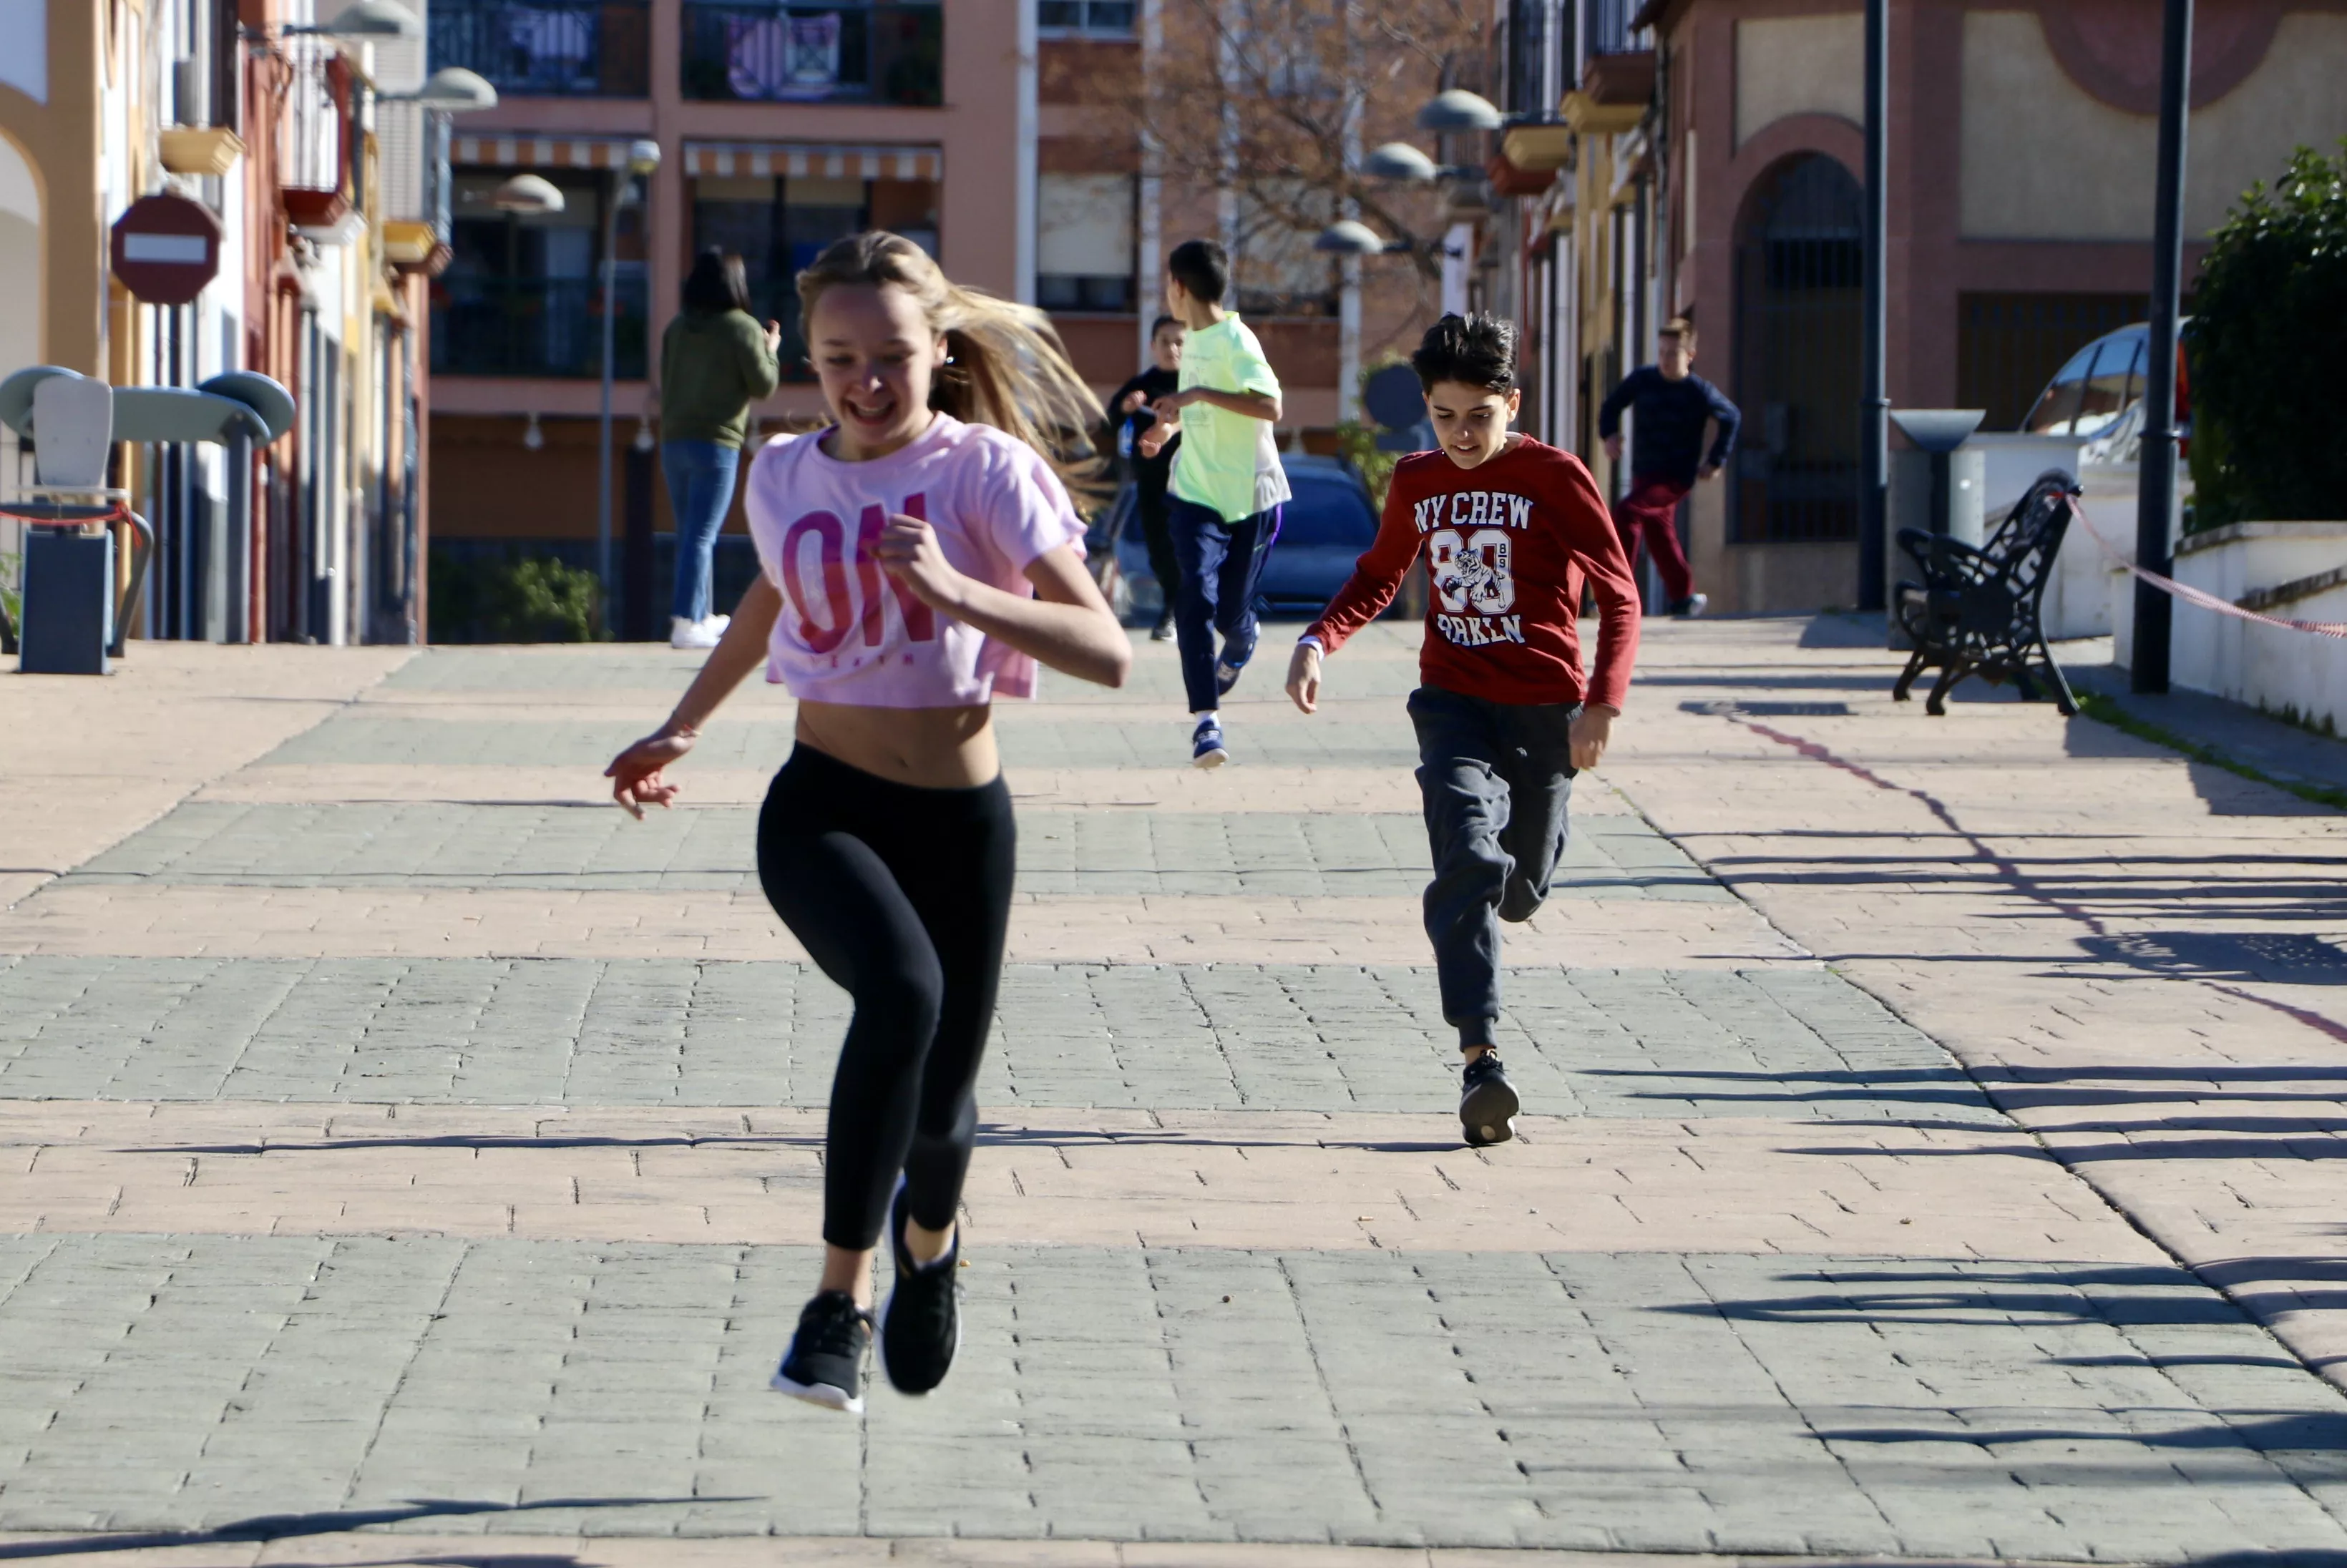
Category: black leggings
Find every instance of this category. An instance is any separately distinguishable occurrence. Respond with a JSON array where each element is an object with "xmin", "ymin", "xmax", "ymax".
[{"xmin": 756, "ymin": 744, "xmax": 1016, "ymax": 1250}]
